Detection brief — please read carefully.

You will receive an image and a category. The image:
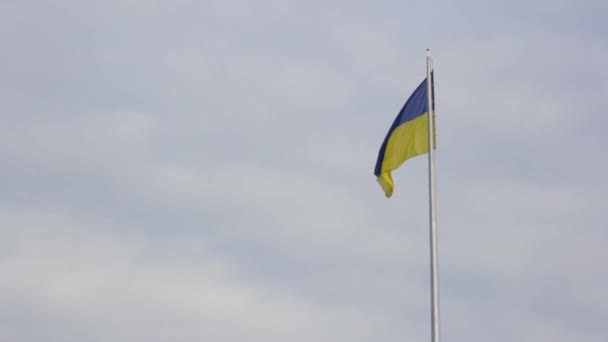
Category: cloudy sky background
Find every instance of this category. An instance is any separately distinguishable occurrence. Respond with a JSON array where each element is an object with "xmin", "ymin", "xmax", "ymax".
[{"xmin": 1, "ymin": 0, "xmax": 607, "ymax": 341}]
